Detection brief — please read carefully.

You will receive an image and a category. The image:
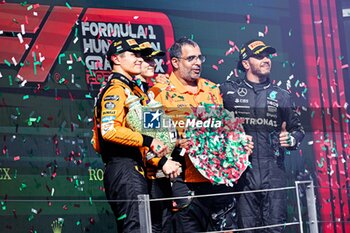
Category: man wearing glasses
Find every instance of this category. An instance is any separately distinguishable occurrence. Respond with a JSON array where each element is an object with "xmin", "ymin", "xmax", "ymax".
[
  {"xmin": 220, "ymin": 39, "xmax": 305, "ymax": 232},
  {"xmin": 149, "ymin": 37, "xmax": 238, "ymax": 232}
]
